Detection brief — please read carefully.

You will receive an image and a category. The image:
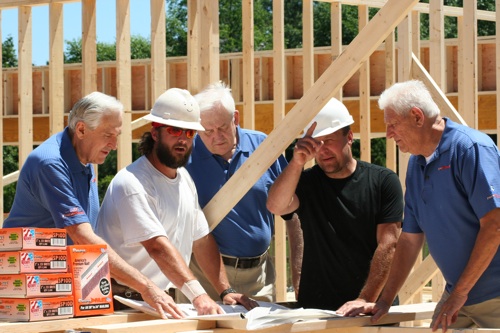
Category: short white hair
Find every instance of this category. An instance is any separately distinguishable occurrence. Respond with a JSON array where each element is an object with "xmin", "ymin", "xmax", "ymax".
[
  {"xmin": 195, "ymin": 81, "xmax": 236, "ymax": 116},
  {"xmin": 378, "ymin": 80, "xmax": 440, "ymax": 117},
  {"xmin": 68, "ymin": 92, "xmax": 123, "ymax": 132}
]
